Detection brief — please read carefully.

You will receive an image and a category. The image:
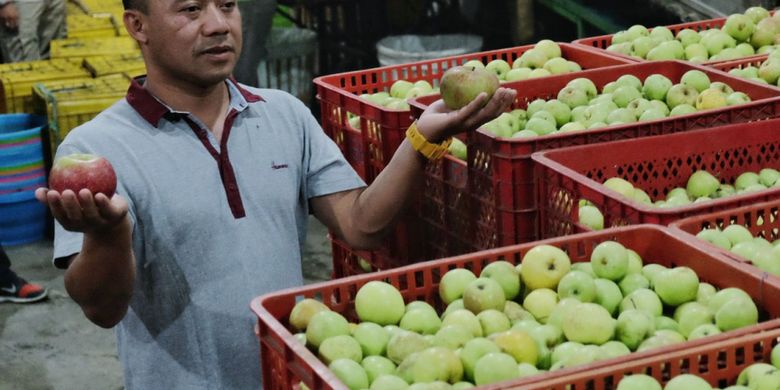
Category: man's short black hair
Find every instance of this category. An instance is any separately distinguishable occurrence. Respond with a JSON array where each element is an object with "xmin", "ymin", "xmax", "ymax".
[{"xmin": 123, "ymin": 0, "xmax": 147, "ymax": 13}]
